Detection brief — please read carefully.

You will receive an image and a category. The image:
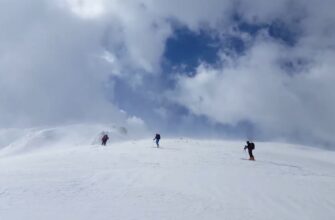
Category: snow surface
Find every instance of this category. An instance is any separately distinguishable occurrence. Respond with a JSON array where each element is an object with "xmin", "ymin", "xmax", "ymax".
[{"xmin": 1, "ymin": 126, "xmax": 335, "ymax": 220}]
